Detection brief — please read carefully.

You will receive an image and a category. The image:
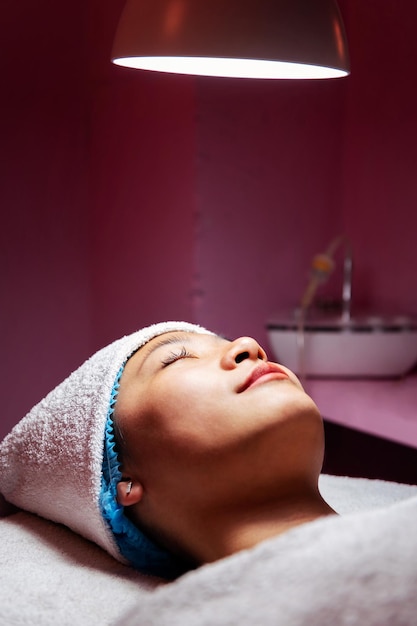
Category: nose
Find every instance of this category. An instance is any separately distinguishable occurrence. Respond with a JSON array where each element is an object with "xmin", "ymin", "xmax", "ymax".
[{"xmin": 220, "ymin": 336, "xmax": 267, "ymax": 370}]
